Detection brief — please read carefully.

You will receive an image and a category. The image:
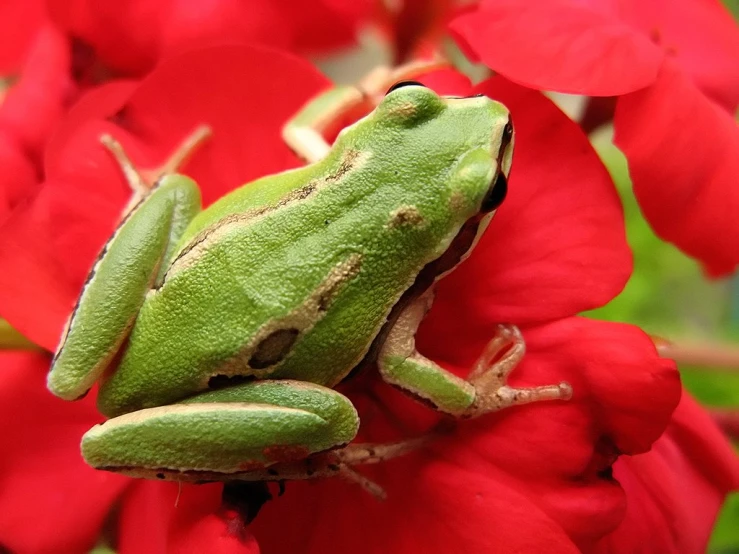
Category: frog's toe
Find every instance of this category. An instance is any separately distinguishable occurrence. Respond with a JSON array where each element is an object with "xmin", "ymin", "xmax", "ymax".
[{"xmin": 464, "ymin": 324, "xmax": 573, "ymax": 417}]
